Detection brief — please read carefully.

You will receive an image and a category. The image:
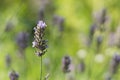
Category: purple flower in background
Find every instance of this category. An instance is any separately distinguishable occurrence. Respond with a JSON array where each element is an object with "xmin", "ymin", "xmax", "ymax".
[
  {"xmin": 109, "ymin": 53, "xmax": 120, "ymax": 74},
  {"xmin": 113, "ymin": 54, "xmax": 120, "ymax": 63},
  {"xmin": 62, "ymin": 55, "xmax": 71, "ymax": 73},
  {"xmin": 93, "ymin": 8, "xmax": 108, "ymax": 25},
  {"xmin": 100, "ymin": 8, "xmax": 107, "ymax": 24},
  {"xmin": 16, "ymin": 32, "xmax": 29, "ymax": 56},
  {"xmin": 88, "ymin": 23, "xmax": 97, "ymax": 45},
  {"xmin": 90, "ymin": 24, "xmax": 97, "ymax": 37},
  {"xmin": 93, "ymin": 8, "xmax": 109, "ymax": 32},
  {"xmin": 9, "ymin": 70, "xmax": 19, "ymax": 80}
]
